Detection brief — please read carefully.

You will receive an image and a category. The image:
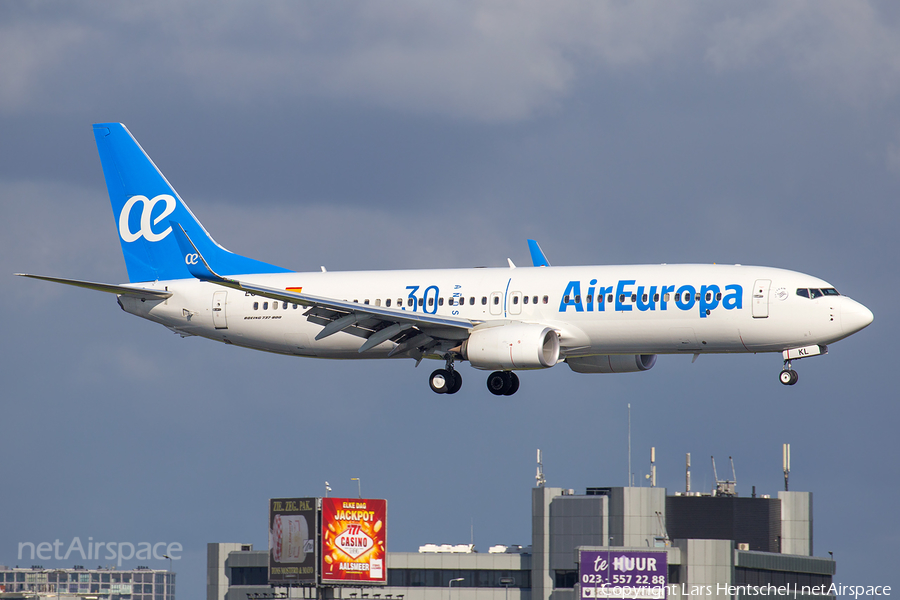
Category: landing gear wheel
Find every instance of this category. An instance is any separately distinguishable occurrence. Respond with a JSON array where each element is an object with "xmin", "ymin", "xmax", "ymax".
[
  {"xmin": 447, "ymin": 370, "xmax": 463, "ymax": 394},
  {"xmin": 779, "ymin": 369, "xmax": 799, "ymax": 386},
  {"xmin": 504, "ymin": 372, "xmax": 519, "ymax": 396},
  {"xmin": 486, "ymin": 371, "xmax": 511, "ymax": 396},
  {"xmin": 430, "ymin": 369, "xmax": 453, "ymax": 394},
  {"xmin": 486, "ymin": 371, "xmax": 519, "ymax": 396}
]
